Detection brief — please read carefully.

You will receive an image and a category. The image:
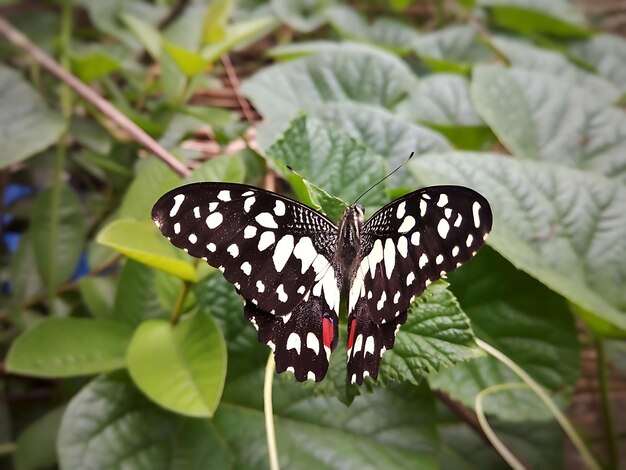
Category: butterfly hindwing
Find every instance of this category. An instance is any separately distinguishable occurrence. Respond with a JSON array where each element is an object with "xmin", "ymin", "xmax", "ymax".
[
  {"xmin": 152, "ymin": 183, "xmax": 339, "ymax": 317},
  {"xmin": 349, "ymin": 185, "xmax": 492, "ymax": 326},
  {"xmin": 245, "ymin": 294, "xmax": 339, "ymax": 382}
]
